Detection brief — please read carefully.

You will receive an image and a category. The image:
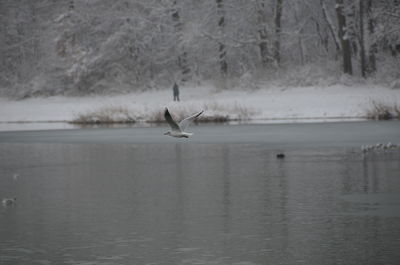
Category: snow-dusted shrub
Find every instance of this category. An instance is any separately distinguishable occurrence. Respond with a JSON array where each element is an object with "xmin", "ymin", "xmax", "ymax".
[
  {"xmin": 366, "ymin": 101, "xmax": 400, "ymax": 120},
  {"xmin": 72, "ymin": 106, "xmax": 136, "ymax": 124},
  {"xmin": 203, "ymin": 101, "xmax": 258, "ymax": 121},
  {"xmin": 147, "ymin": 107, "xmax": 229, "ymax": 124},
  {"xmin": 146, "ymin": 109, "xmax": 167, "ymax": 123},
  {"xmin": 146, "ymin": 101, "xmax": 257, "ymax": 124},
  {"xmin": 198, "ymin": 115, "xmax": 229, "ymax": 123}
]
